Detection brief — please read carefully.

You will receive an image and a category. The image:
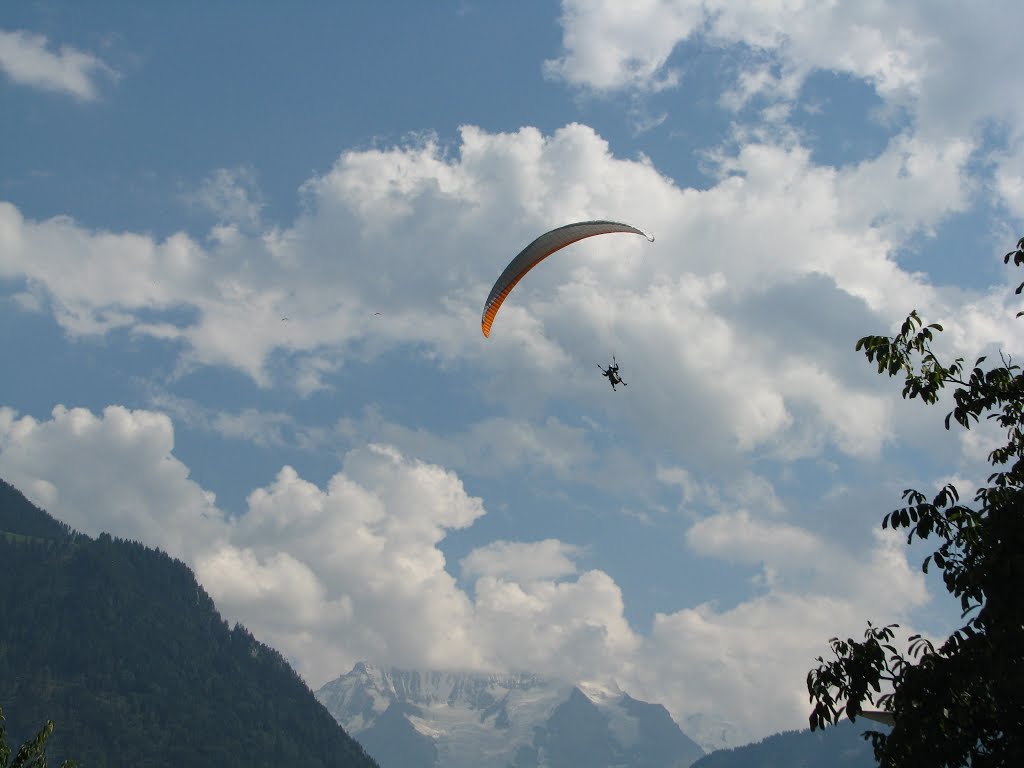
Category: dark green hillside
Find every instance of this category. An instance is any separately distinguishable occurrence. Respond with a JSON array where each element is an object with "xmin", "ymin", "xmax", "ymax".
[
  {"xmin": 0, "ymin": 479, "xmax": 76, "ymax": 541},
  {"xmin": 0, "ymin": 478, "xmax": 377, "ymax": 768},
  {"xmin": 691, "ymin": 720, "xmax": 876, "ymax": 768}
]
